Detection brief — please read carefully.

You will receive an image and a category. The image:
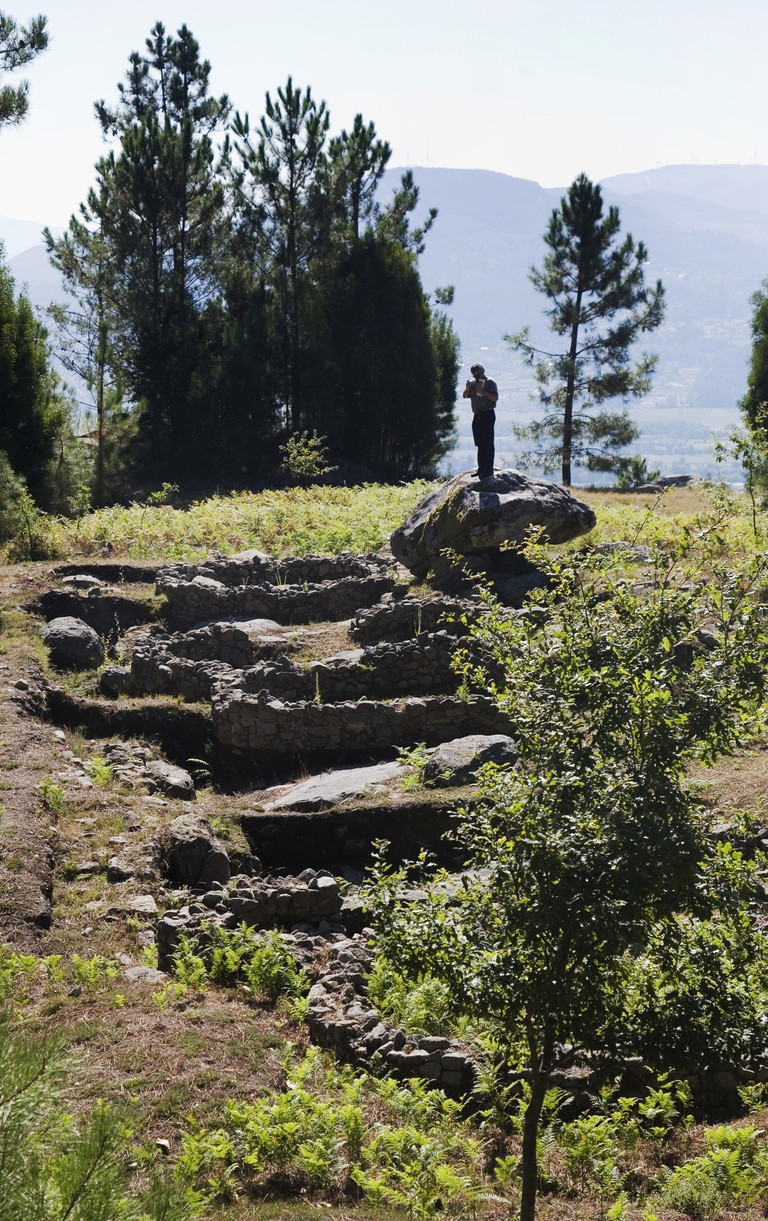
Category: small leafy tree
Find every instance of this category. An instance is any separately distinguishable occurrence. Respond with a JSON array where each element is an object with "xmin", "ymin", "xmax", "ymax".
[
  {"xmin": 614, "ymin": 453, "xmax": 660, "ymax": 489},
  {"xmin": 364, "ymin": 535, "xmax": 768, "ymax": 1221},
  {"xmin": 507, "ymin": 173, "xmax": 665, "ymax": 486},
  {"xmin": 279, "ymin": 429, "xmax": 335, "ymax": 483},
  {"xmin": 714, "ymin": 408, "xmax": 768, "ymax": 537}
]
